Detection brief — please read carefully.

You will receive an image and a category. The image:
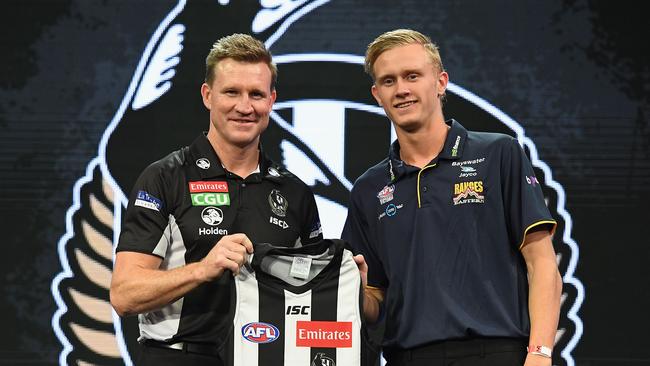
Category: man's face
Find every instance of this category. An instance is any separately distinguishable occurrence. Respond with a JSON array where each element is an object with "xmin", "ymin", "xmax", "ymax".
[
  {"xmin": 370, "ymin": 43, "xmax": 447, "ymax": 132},
  {"xmin": 201, "ymin": 58, "xmax": 277, "ymax": 149}
]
